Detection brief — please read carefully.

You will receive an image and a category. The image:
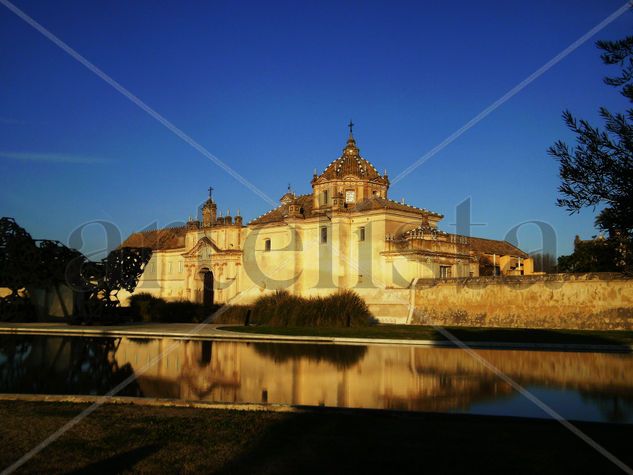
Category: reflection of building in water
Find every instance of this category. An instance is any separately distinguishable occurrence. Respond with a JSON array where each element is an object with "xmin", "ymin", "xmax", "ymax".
[
  {"xmin": 112, "ymin": 338, "xmax": 633, "ymax": 412},
  {"xmin": 2, "ymin": 336, "xmax": 632, "ymax": 418}
]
